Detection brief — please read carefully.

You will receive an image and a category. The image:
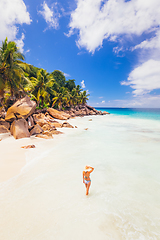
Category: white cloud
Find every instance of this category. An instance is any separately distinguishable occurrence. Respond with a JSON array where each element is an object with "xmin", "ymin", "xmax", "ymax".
[
  {"xmin": 133, "ymin": 30, "xmax": 160, "ymax": 51},
  {"xmin": 90, "ymin": 95, "xmax": 160, "ymax": 108},
  {"xmin": 139, "ymin": 95, "xmax": 160, "ymax": 108},
  {"xmin": 69, "ymin": 0, "xmax": 160, "ymax": 53},
  {"xmin": 69, "ymin": 0, "xmax": 160, "ymax": 107},
  {"xmin": 113, "ymin": 46, "xmax": 124, "ymax": 55},
  {"xmin": 0, "ymin": 0, "xmax": 31, "ymax": 50},
  {"xmin": 121, "ymin": 59, "xmax": 160, "ymax": 96},
  {"xmin": 81, "ymin": 80, "xmax": 85, "ymax": 88},
  {"xmin": 102, "ymin": 100, "xmax": 105, "ymax": 103},
  {"xmin": 25, "ymin": 49, "xmax": 30, "ymax": 54},
  {"xmin": 58, "ymin": 70, "xmax": 70, "ymax": 77},
  {"xmin": 114, "ymin": 95, "xmax": 160, "ymax": 108},
  {"xmin": 39, "ymin": 1, "xmax": 60, "ymax": 29},
  {"xmin": 63, "ymin": 72, "xmax": 70, "ymax": 77},
  {"xmin": 16, "ymin": 33, "xmax": 25, "ymax": 52}
]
